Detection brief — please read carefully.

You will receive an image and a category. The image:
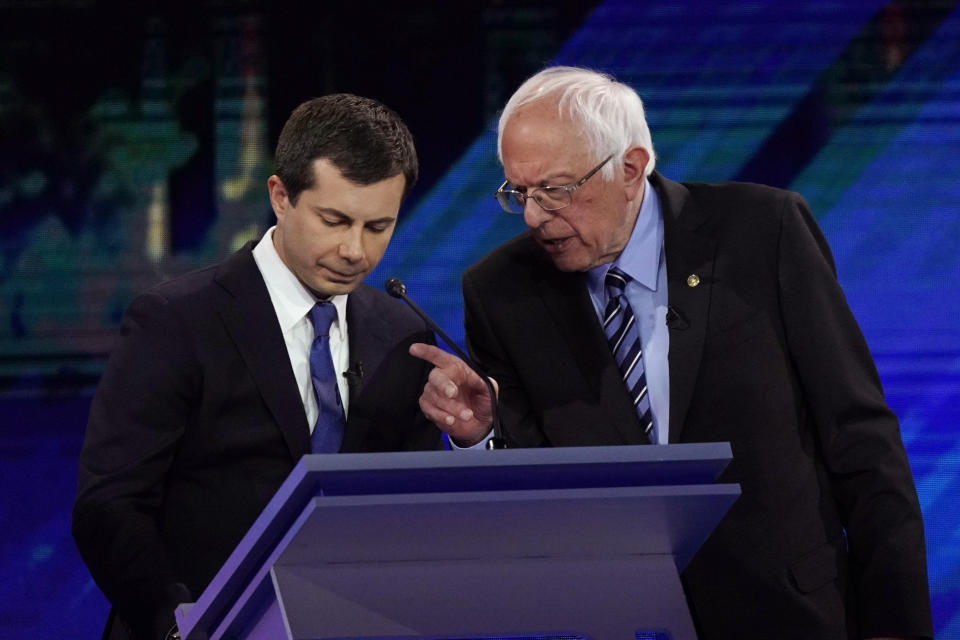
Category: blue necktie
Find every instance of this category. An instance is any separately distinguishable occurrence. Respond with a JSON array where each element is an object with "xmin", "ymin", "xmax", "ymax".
[
  {"xmin": 308, "ymin": 302, "xmax": 345, "ymax": 453},
  {"xmin": 603, "ymin": 267, "xmax": 655, "ymax": 443}
]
